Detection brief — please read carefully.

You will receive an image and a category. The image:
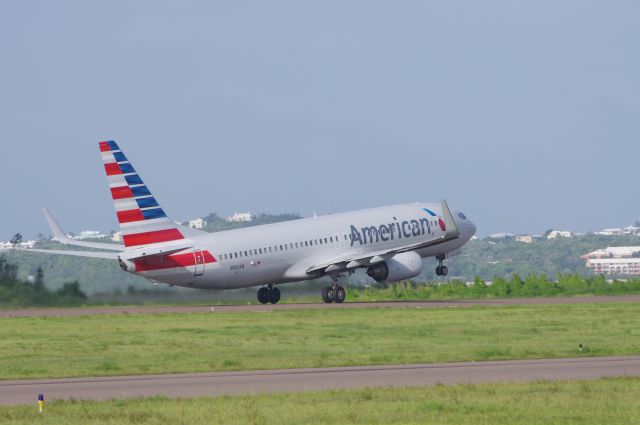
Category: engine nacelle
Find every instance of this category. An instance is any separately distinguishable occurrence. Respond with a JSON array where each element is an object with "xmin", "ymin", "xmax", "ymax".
[{"xmin": 366, "ymin": 251, "xmax": 423, "ymax": 283}]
